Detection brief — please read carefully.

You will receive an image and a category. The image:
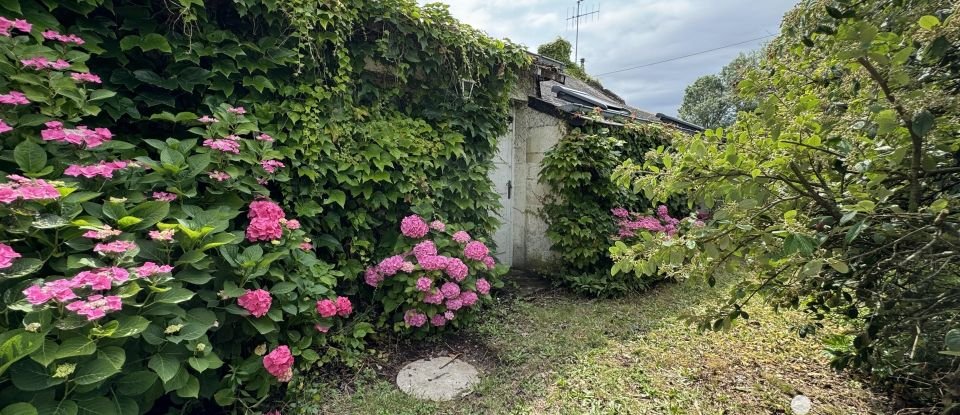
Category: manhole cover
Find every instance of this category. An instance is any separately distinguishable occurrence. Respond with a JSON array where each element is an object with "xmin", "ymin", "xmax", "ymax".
[{"xmin": 396, "ymin": 356, "xmax": 480, "ymax": 401}]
